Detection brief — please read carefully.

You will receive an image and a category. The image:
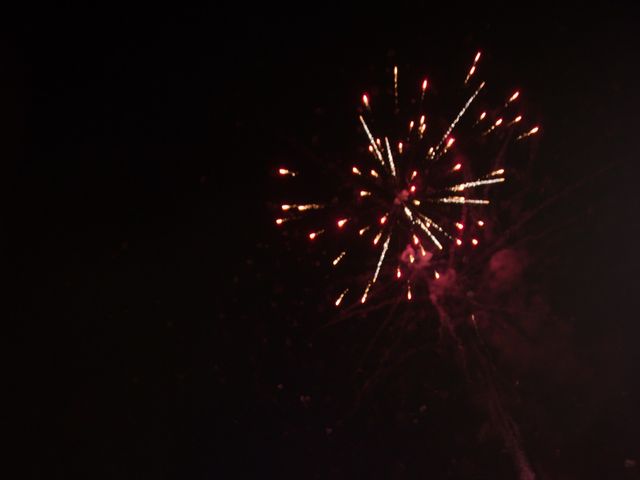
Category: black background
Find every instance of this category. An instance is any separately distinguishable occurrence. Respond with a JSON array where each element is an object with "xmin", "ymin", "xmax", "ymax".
[{"xmin": 10, "ymin": 7, "xmax": 640, "ymax": 479}]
